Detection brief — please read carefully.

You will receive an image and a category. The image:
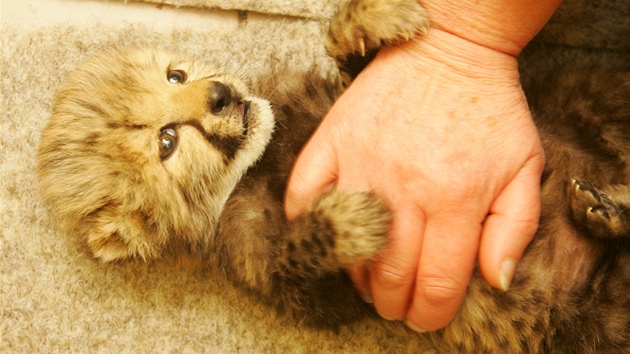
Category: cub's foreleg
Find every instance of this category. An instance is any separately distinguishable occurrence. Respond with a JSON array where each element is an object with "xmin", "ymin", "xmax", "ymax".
[{"xmin": 327, "ymin": 0, "xmax": 429, "ymax": 86}]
